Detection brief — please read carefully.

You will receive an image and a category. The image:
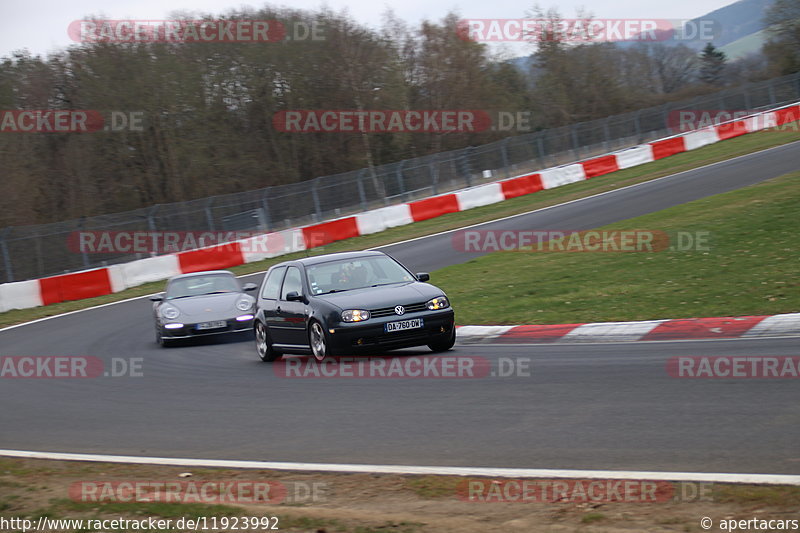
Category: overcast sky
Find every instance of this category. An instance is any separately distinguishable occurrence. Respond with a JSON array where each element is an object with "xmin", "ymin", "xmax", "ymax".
[{"xmin": 1, "ymin": 0, "xmax": 739, "ymax": 59}]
